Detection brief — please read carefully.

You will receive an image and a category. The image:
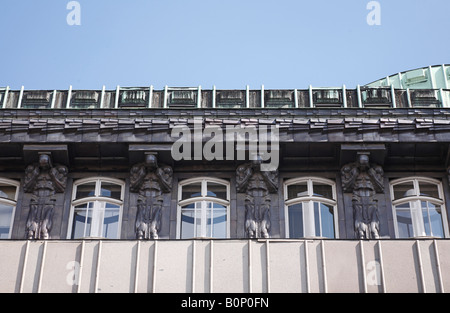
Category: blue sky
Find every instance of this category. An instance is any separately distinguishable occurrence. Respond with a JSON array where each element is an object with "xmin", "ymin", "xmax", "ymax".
[{"xmin": 0, "ymin": 0, "xmax": 449, "ymax": 90}]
